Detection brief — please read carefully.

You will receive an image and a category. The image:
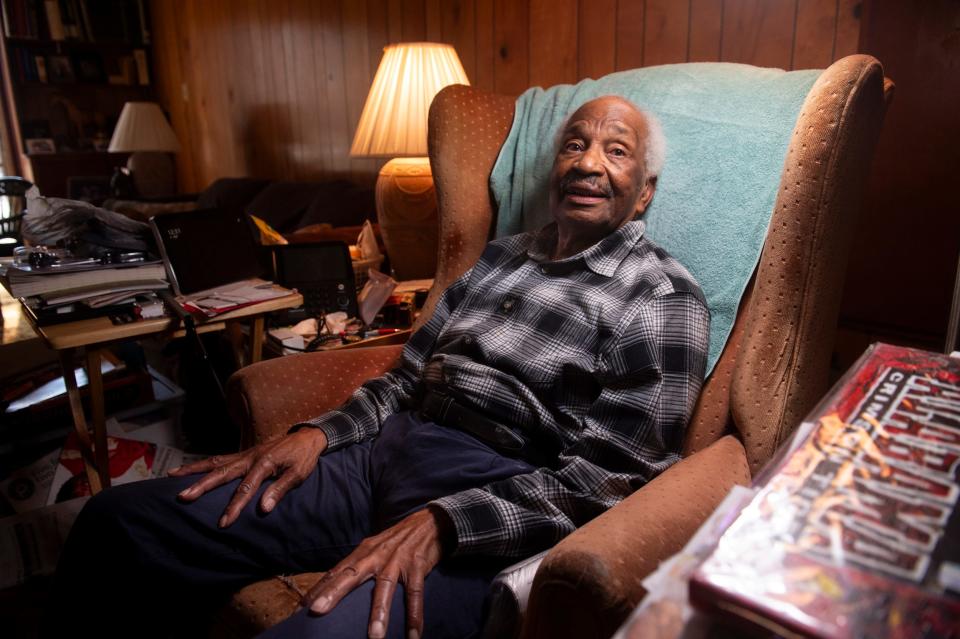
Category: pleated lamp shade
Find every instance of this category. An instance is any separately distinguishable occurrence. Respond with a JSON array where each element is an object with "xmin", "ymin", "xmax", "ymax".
[
  {"xmin": 350, "ymin": 43, "xmax": 469, "ymax": 158},
  {"xmin": 108, "ymin": 102, "xmax": 180, "ymax": 153}
]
